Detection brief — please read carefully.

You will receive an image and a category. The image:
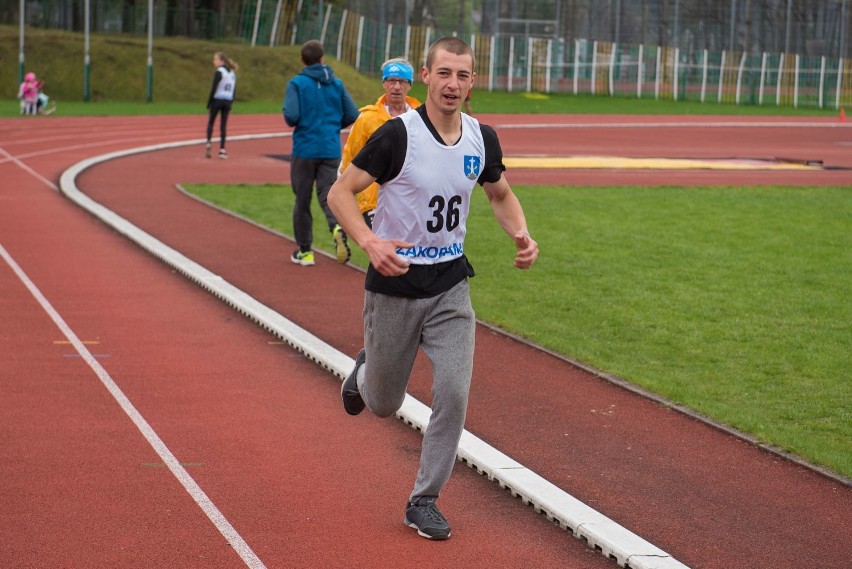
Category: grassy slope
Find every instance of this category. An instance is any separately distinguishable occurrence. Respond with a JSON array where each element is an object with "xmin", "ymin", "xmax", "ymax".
[
  {"xmin": 0, "ymin": 24, "xmax": 379, "ymax": 111},
  {"xmin": 0, "ymin": 24, "xmax": 840, "ymax": 117}
]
